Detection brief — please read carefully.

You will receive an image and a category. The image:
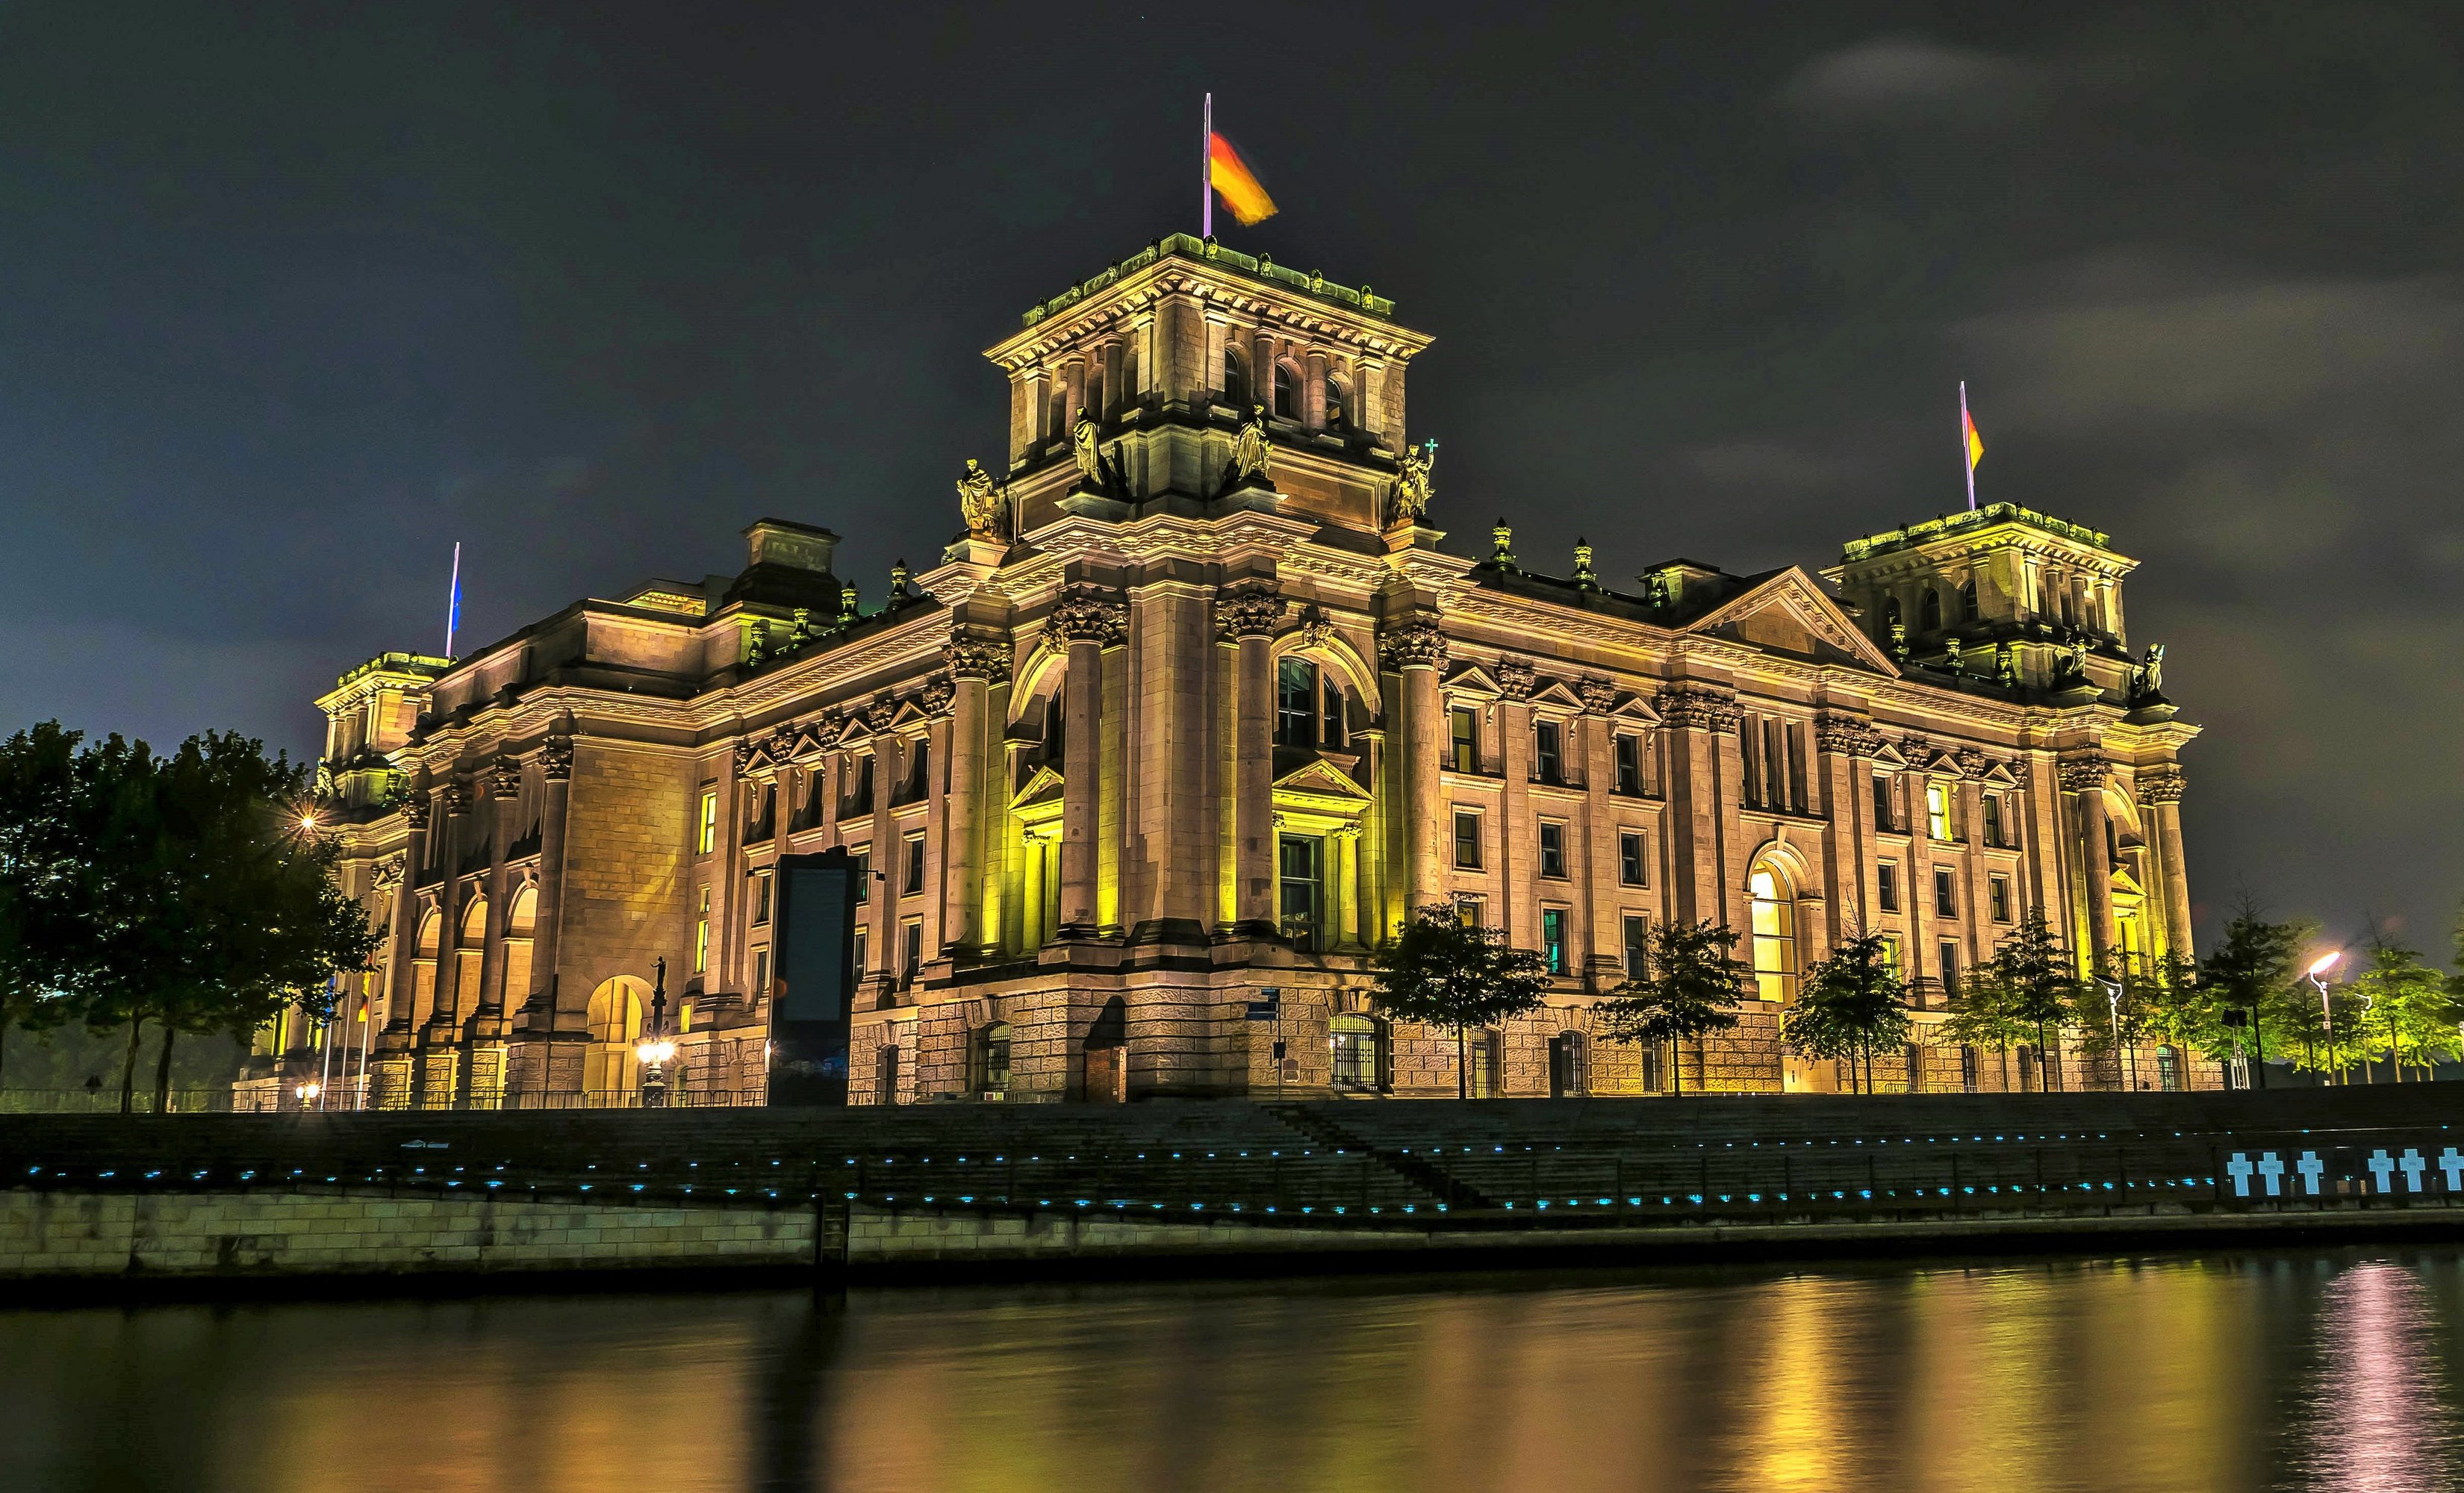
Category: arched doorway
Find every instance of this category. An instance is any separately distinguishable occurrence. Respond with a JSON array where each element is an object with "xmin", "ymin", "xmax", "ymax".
[
  {"xmin": 1747, "ymin": 859, "xmax": 1798, "ymax": 1004},
  {"xmin": 582, "ymin": 976, "xmax": 647, "ymax": 1103}
]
